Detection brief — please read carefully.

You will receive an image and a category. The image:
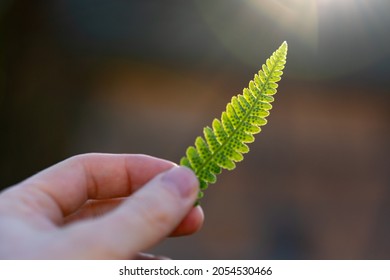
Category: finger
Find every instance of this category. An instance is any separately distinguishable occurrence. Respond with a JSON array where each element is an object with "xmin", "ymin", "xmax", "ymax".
[
  {"xmin": 63, "ymin": 198, "xmax": 125, "ymax": 224},
  {"xmin": 4, "ymin": 154, "xmax": 175, "ymax": 224},
  {"xmin": 58, "ymin": 166, "xmax": 199, "ymax": 259},
  {"xmin": 64, "ymin": 199, "xmax": 204, "ymax": 236},
  {"xmin": 134, "ymin": 252, "xmax": 170, "ymax": 260},
  {"xmin": 170, "ymin": 206, "xmax": 204, "ymax": 237}
]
